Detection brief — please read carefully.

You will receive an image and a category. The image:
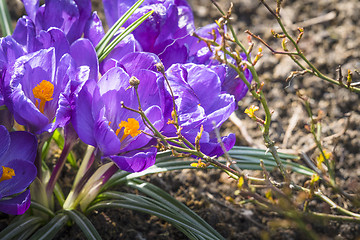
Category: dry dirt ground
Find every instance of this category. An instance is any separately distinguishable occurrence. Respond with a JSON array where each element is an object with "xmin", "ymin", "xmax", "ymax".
[{"xmin": 2, "ymin": 0, "xmax": 360, "ymax": 239}]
